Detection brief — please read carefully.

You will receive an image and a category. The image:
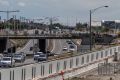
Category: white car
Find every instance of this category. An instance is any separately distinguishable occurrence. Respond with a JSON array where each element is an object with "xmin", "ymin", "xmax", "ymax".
[
  {"xmin": 14, "ymin": 54, "xmax": 25, "ymax": 62},
  {"xmin": 63, "ymin": 46, "xmax": 68, "ymax": 51},
  {"xmin": 69, "ymin": 45, "xmax": 75, "ymax": 51},
  {"xmin": 0, "ymin": 57, "xmax": 15, "ymax": 67}
]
